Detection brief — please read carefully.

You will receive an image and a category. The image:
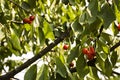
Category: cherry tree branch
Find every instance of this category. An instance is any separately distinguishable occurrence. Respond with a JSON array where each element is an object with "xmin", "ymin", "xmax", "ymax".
[
  {"xmin": 110, "ymin": 41, "xmax": 120, "ymax": 51},
  {"xmin": 0, "ymin": 29, "xmax": 71, "ymax": 80}
]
